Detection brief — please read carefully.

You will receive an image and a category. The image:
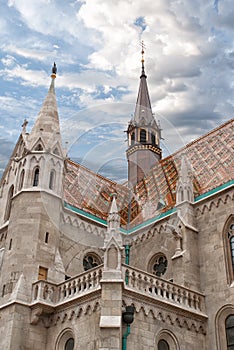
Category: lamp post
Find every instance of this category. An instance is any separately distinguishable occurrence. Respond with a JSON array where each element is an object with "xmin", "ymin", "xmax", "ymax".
[{"xmin": 122, "ymin": 305, "xmax": 135, "ymax": 350}]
